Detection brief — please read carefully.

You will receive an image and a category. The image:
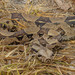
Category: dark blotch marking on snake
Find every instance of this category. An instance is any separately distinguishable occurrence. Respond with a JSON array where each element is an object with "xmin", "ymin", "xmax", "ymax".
[
  {"xmin": 65, "ymin": 16, "xmax": 75, "ymax": 27},
  {"xmin": 11, "ymin": 13, "xmax": 27, "ymax": 25},
  {"xmin": 35, "ymin": 17, "xmax": 52, "ymax": 27}
]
